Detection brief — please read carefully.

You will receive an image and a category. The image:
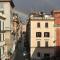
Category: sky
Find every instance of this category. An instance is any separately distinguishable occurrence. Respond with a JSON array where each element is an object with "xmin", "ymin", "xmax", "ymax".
[{"xmin": 13, "ymin": 0, "xmax": 60, "ymax": 14}]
